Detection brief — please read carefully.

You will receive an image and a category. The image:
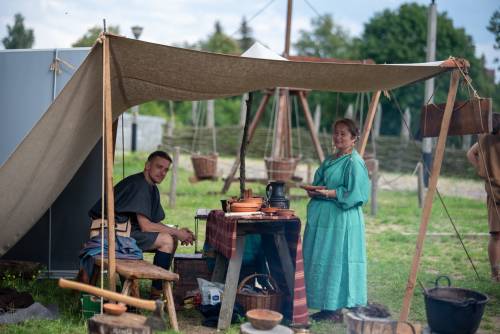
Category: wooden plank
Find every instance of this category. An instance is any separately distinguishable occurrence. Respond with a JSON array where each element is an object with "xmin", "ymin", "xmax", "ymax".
[
  {"xmin": 211, "ymin": 253, "xmax": 228, "ymax": 283},
  {"xmin": 217, "ymin": 235, "xmax": 245, "ymax": 330},
  {"xmin": 95, "ymin": 258, "xmax": 179, "ymax": 281},
  {"xmin": 103, "ymin": 35, "xmax": 117, "ymax": 292},
  {"xmin": 221, "ymin": 92, "xmax": 270, "ymax": 194},
  {"xmin": 399, "ymin": 70, "xmax": 460, "ymax": 322},
  {"xmin": 420, "ymin": 98, "xmax": 492, "ymax": 137},
  {"xmin": 358, "ymin": 91, "xmax": 381, "ymax": 157},
  {"xmin": 298, "ymin": 91, "xmax": 325, "ymax": 162}
]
